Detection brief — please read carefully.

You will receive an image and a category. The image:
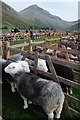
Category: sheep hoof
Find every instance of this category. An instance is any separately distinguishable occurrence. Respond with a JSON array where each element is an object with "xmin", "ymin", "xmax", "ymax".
[
  {"xmin": 28, "ymin": 100, "xmax": 32, "ymax": 104},
  {"xmin": 11, "ymin": 89, "xmax": 16, "ymax": 92},
  {"xmin": 69, "ymin": 90, "xmax": 72, "ymax": 95},
  {"xmin": 23, "ymin": 105, "xmax": 28, "ymax": 109},
  {"xmin": 55, "ymin": 114, "xmax": 60, "ymax": 119}
]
